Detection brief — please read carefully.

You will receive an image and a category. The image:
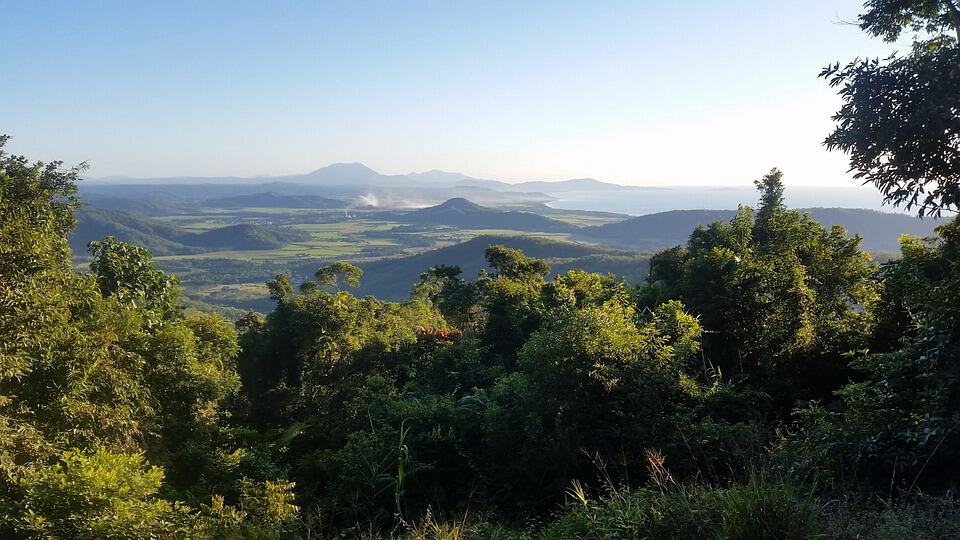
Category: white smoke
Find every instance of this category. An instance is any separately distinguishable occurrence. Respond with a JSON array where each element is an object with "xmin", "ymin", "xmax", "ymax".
[{"xmin": 354, "ymin": 193, "xmax": 379, "ymax": 208}]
